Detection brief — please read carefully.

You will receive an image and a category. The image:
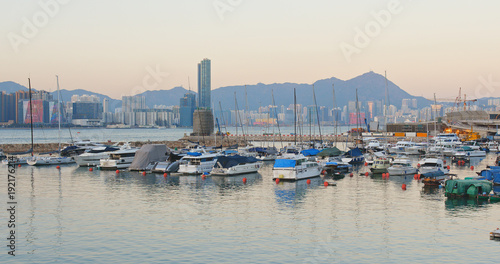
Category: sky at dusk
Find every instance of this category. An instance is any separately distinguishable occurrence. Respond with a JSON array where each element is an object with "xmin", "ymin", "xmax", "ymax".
[{"xmin": 2, "ymin": 0, "xmax": 500, "ymax": 100}]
